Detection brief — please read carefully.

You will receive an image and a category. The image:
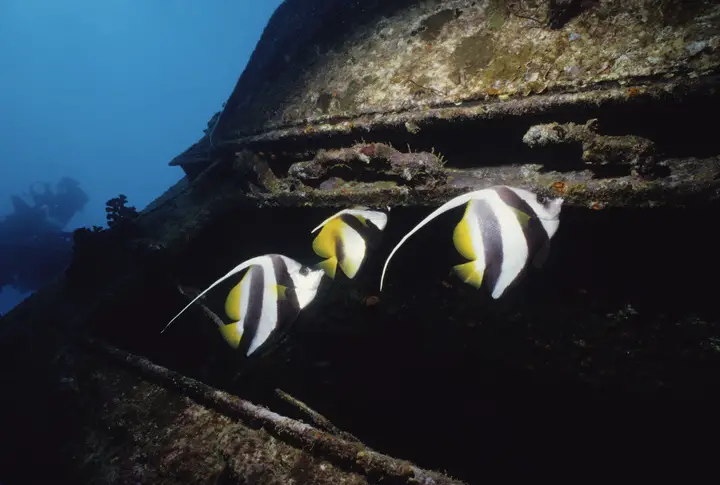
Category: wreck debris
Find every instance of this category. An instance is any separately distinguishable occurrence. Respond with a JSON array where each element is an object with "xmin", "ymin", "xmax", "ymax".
[
  {"xmin": 275, "ymin": 388, "xmax": 360, "ymax": 442},
  {"xmin": 176, "ymin": 285, "xmax": 224, "ymax": 327},
  {"xmin": 288, "ymin": 143, "xmax": 447, "ymax": 188},
  {"xmin": 65, "ymin": 195, "xmax": 147, "ymax": 291},
  {"xmin": 404, "ymin": 121, "xmax": 421, "ymax": 134},
  {"xmin": 203, "ymin": 110, "xmax": 222, "ymax": 137},
  {"xmin": 164, "ymin": 0, "xmax": 720, "ymax": 214},
  {"xmin": 90, "ymin": 339, "xmax": 467, "ymax": 485},
  {"xmin": 522, "ymin": 119, "xmax": 659, "ymax": 176},
  {"xmin": 219, "ymin": 75, "xmax": 718, "ymax": 150},
  {"xmin": 229, "ymin": 154, "xmax": 720, "ymax": 212}
]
